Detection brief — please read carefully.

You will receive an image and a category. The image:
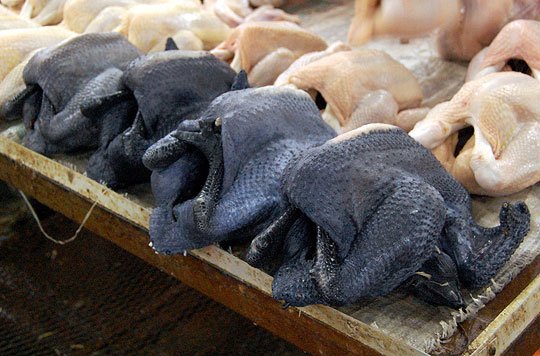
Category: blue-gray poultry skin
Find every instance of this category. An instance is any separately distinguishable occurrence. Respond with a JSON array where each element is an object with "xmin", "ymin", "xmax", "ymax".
[
  {"xmin": 246, "ymin": 124, "xmax": 530, "ymax": 308},
  {"xmin": 85, "ymin": 50, "xmax": 237, "ymax": 189},
  {"xmin": 12, "ymin": 33, "xmax": 142, "ymax": 154},
  {"xmin": 145, "ymin": 86, "xmax": 336, "ymax": 254}
]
